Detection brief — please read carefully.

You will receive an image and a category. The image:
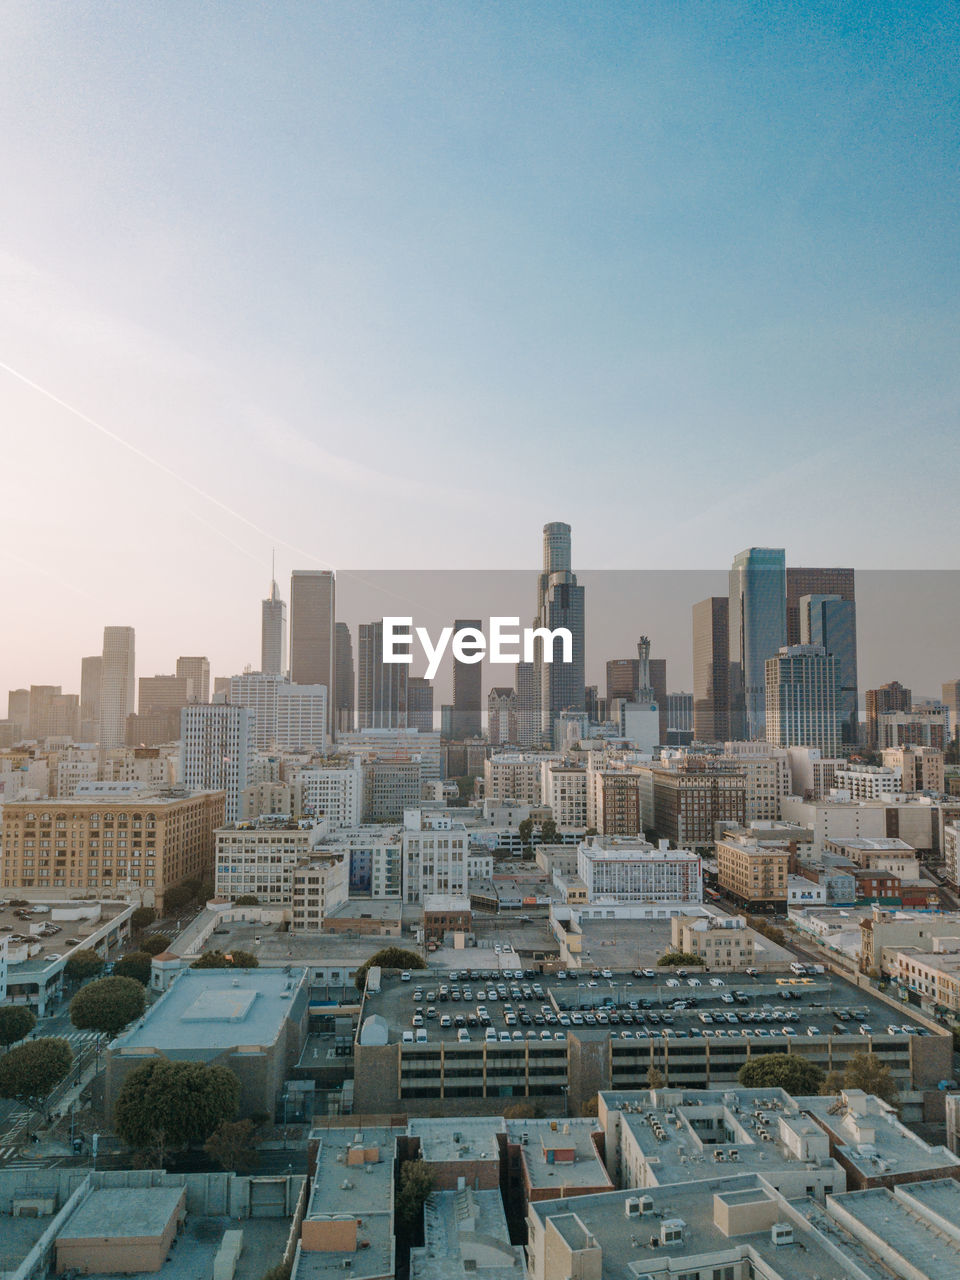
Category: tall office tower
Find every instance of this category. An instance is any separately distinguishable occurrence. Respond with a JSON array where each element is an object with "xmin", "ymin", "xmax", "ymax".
[
  {"xmin": 941, "ymin": 678, "xmax": 960, "ymax": 744},
  {"xmin": 27, "ymin": 686, "xmax": 80, "ymax": 740},
  {"xmin": 800, "ymin": 594, "xmax": 859, "ymax": 744},
  {"xmin": 451, "ymin": 618, "xmax": 483, "ymax": 739},
  {"xmin": 514, "ymin": 660, "xmax": 541, "ymax": 747},
  {"xmin": 180, "ymin": 702, "xmax": 253, "ymax": 823},
  {"xmin": 488, "ymin": 686, "xmax": 518, "ymax": 744},
  {"xmin": 606, "ymin": 658, "xmax": 639, "ymax": 706},
  {"xmin": 729, "ymin": 548, "xmax": 786, "ymax": 740},
  {"xmin": 100, "ymin": 626, "xmax": 136, "ymax": 750},
  {"xmin": 334, "ymin": 622, "xmax": 355, "ymax": 734},
  {"xmin": 692, "ymin": 596, "xmax": 729, "ymax": 742},
  {"xmin": 8, "ymin": 688, "xmax": 30, "ymax": 728},
  {"xmin": 649, "ymin": 657, "xmax": 668, "ymax": 744},
  {"xmin": 290, "ymin": 569, "xmax": 335, "ymax": 729},
  {"xmin": 785, "ymin": 566, "xmax": 855, "ymax": 646},
  {"xmin": 261, "ymin": 570, "xmax": 287, "ymax": 677},
  {"xmin": 534, "ymin": 522, "xmax": 585, "ymax": 746},
  {"xmin": 176, "ymin": 656, "xmax": 210, "ymax": 705},
  {"xmin": 584, "ymin": 685, "xmax": 600, "ymax": 723},
  {"xmin": 440, "ymin": 704, "xmax": 454, "ymax": 739},
  {"xmin": 765, "ymin": 645, "xmax": 840, "ymax": 757},
  {"xmin": 139, "ymin": 675, "xmax": 193, "ymax": 713},
  {"xmin": 617, "ymin": 637, "xmax": 660, "ymax": 752},
  {"xmin": 865, "ymin": 680, "xmax": 912, "ymax": 748},
  {"xmin": 406, "ymin": 676, "xmax": 435, "ymax": 733},
  {"xmin": 357, "ymin": 620, "xmax": 408, "ymax": 729},
  {"xmin": 79, "ymin": 656, "xmax": 102, "ymax": 742}
]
